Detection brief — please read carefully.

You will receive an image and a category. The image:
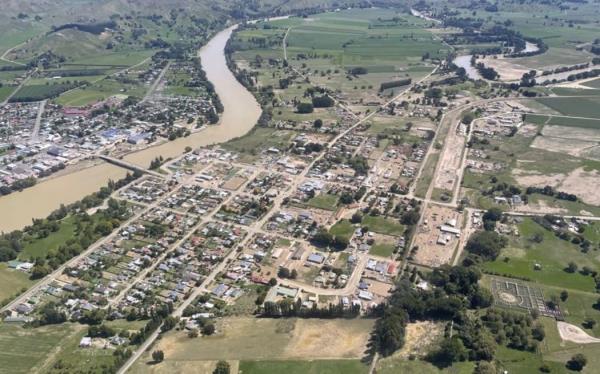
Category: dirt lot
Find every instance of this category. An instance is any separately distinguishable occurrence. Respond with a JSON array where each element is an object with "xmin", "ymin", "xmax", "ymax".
[
  {"xmin": 395, "ymin": 321, "xmax": 443, "ymax": 358},
  {"xmin": 479, "ymin": 56, "xmax": 529, "ymax": 82},
  {"xmin": 531, "ymin": 125, "xmax": 600, "ymax": 161},
  {"xmin": 434, "ymin": 122, "xmax": 466, "ymax": 193},
  {"xmin": 559, "ymin": 167, "xmax": 600, "ymax": 205},
  {"xmin": 137, "ymin": 317, "xmax": 373, "ymax": 367},
  {"xmin": 283, "ymin": 319, "xmax": 374, "ymax": 359},
  {"xmin": 221, "ymin": 175, "xmax": 247, "ymax": 191},
  {"xmin": 512, "ymin": 168, "xmax": 564, "ymax": 188},
  {"xmin": 412, "ymin": 204, "xmax": 462, "ymax": 267},
  {"xmin": 513, "ymin": 166, "xmax": 600, "ymax": 206}
]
